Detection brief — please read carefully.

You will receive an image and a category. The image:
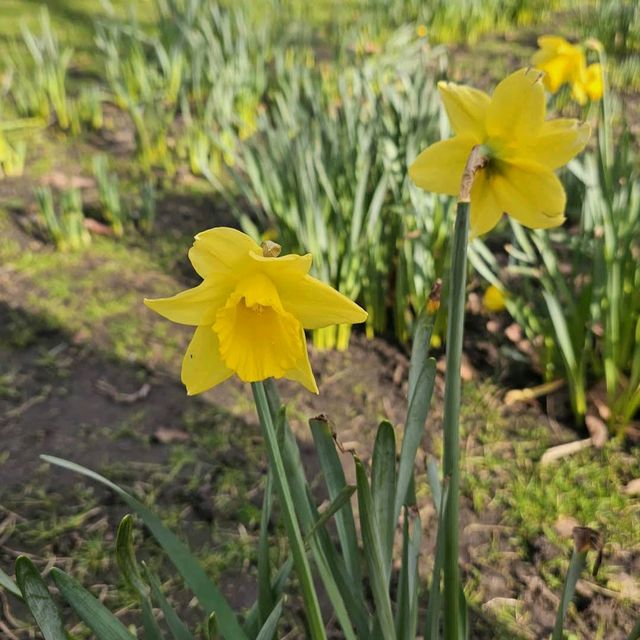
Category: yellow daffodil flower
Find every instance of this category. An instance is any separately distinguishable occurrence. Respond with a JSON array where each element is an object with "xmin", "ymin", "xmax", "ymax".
[
  {"xmin": 482, "ymin": 285, "xmax": 507, "ymax": 312},
  {"xmin": 145, "ymin": 227, "xmax": 367, "ymax": 395},
  {"xmin": 532, "ymin": 36, "xmax": 604, "ymax": 105},
  {"xmin": 532, "ymin": 35, "xmax": 584, "ymax": 94},
  {"xmin": 571, "ymin": 63, "xmax": 604, "ymax": 105},
  {"xmin": 409, "ymin": 68, "xmax": 590, "ymax": 236}
]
